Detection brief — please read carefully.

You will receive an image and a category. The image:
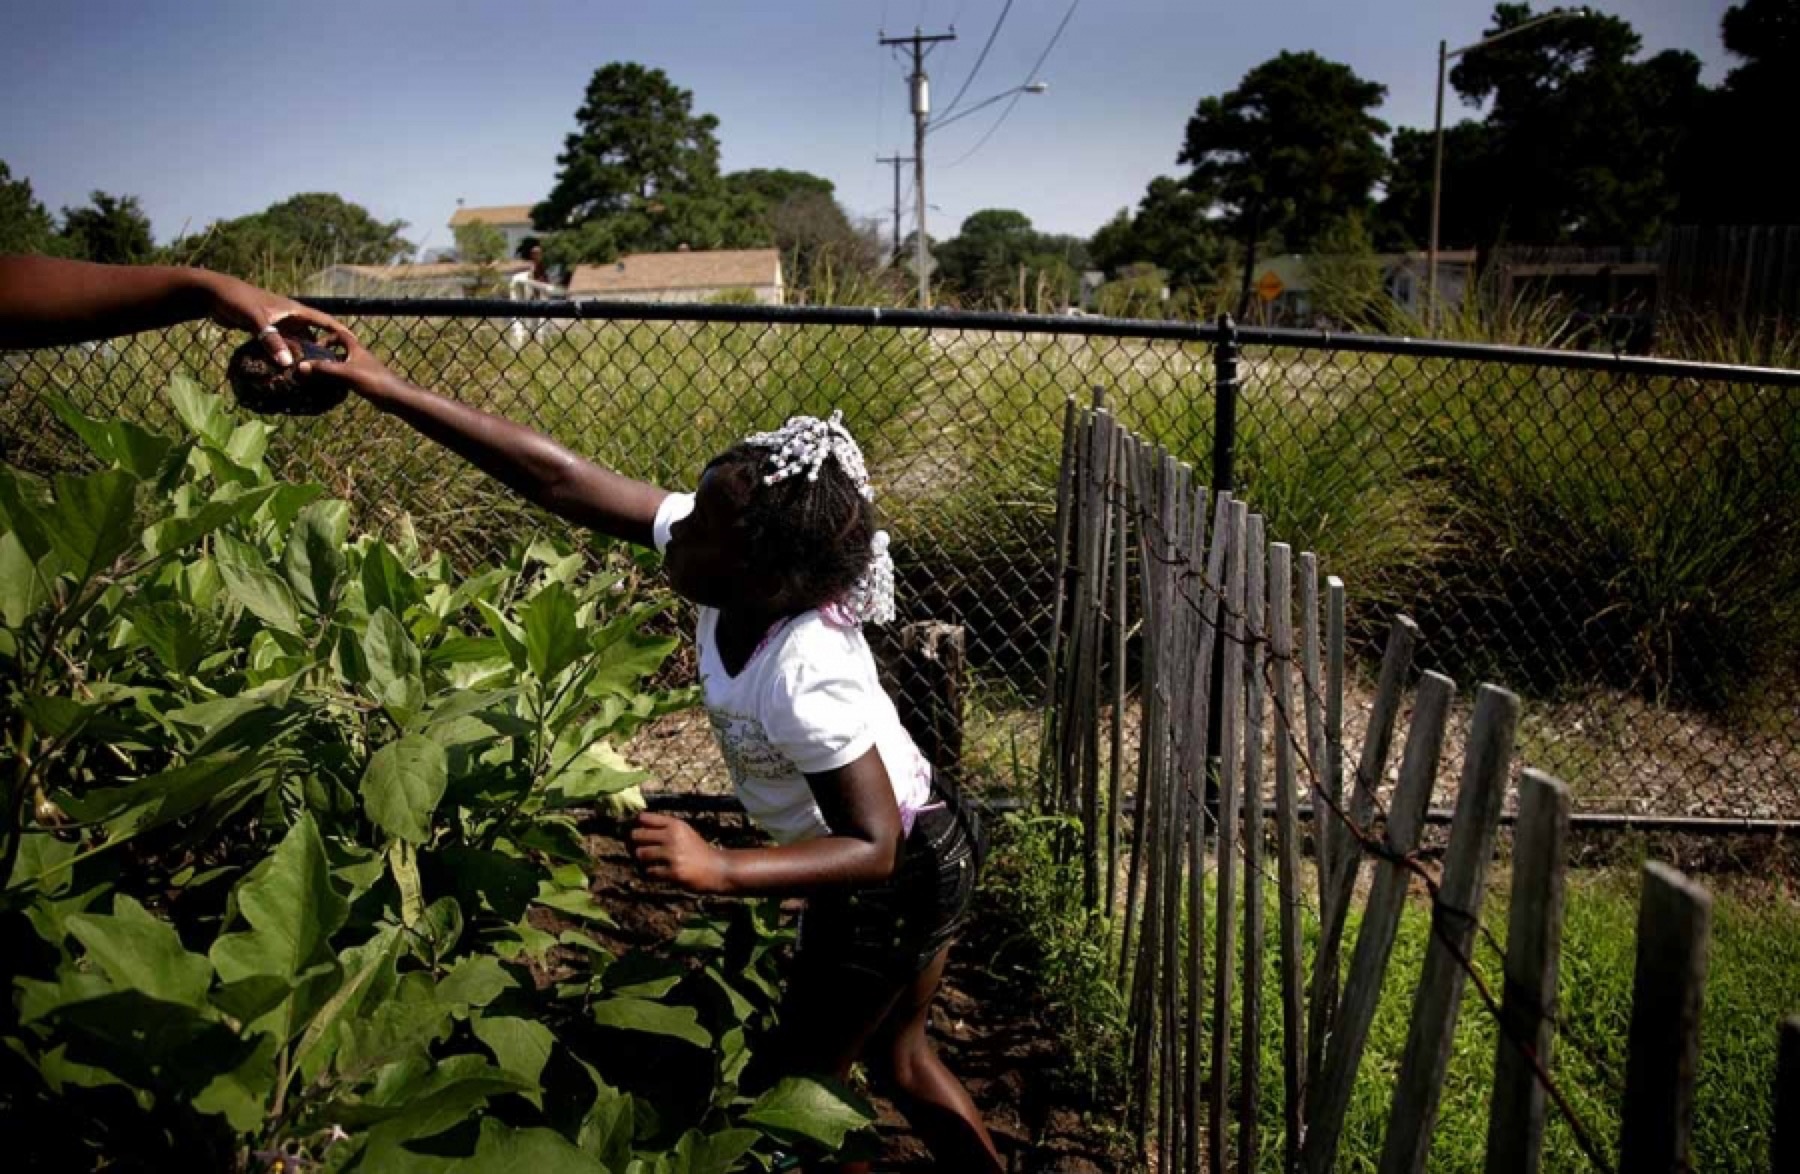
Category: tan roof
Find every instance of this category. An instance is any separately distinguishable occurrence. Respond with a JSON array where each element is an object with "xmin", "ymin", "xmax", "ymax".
[
  {"xmin": 331, "ymin": 260, "xmax": 533, "ymax": 282},
  {"xmin": 568, "ymin": 249, "xmax": 782, "ymax": 296},
  {"xmin": 448, "ymin": 204, "xmax": 537, "ymax": 228}
]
